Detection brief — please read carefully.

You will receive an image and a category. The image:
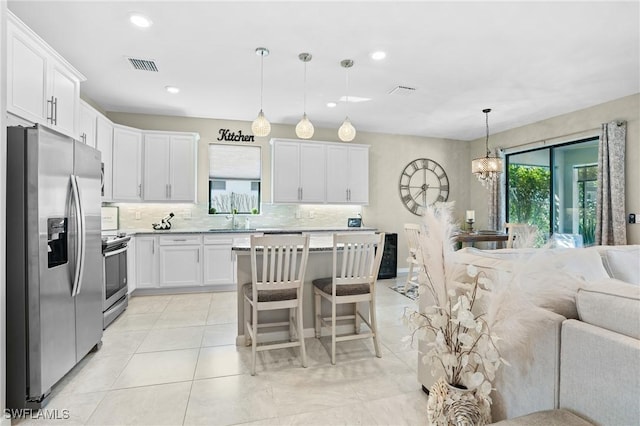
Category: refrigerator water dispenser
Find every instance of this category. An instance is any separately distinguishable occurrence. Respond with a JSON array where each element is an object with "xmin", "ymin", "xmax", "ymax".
[{"xmin": 47, "ymin": 217, "xmax": 68, "ymax": 268}]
